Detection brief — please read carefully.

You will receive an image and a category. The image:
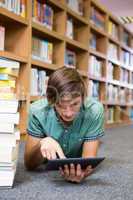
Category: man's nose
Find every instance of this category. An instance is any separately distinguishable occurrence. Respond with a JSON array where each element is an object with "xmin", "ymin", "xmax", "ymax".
[{"xmin": 64, "ymin": 107, "xmax": 73, "ymax": 117}]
